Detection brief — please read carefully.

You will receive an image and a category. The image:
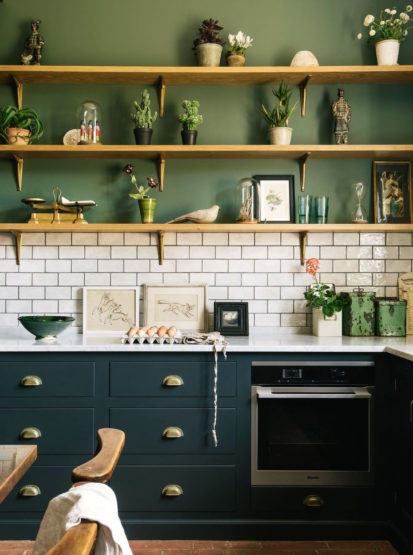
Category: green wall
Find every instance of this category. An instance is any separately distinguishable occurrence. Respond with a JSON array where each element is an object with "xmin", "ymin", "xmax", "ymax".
[{"xmin": 0, "ymin": 0, "xmax": 412, "ymax": 223}]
